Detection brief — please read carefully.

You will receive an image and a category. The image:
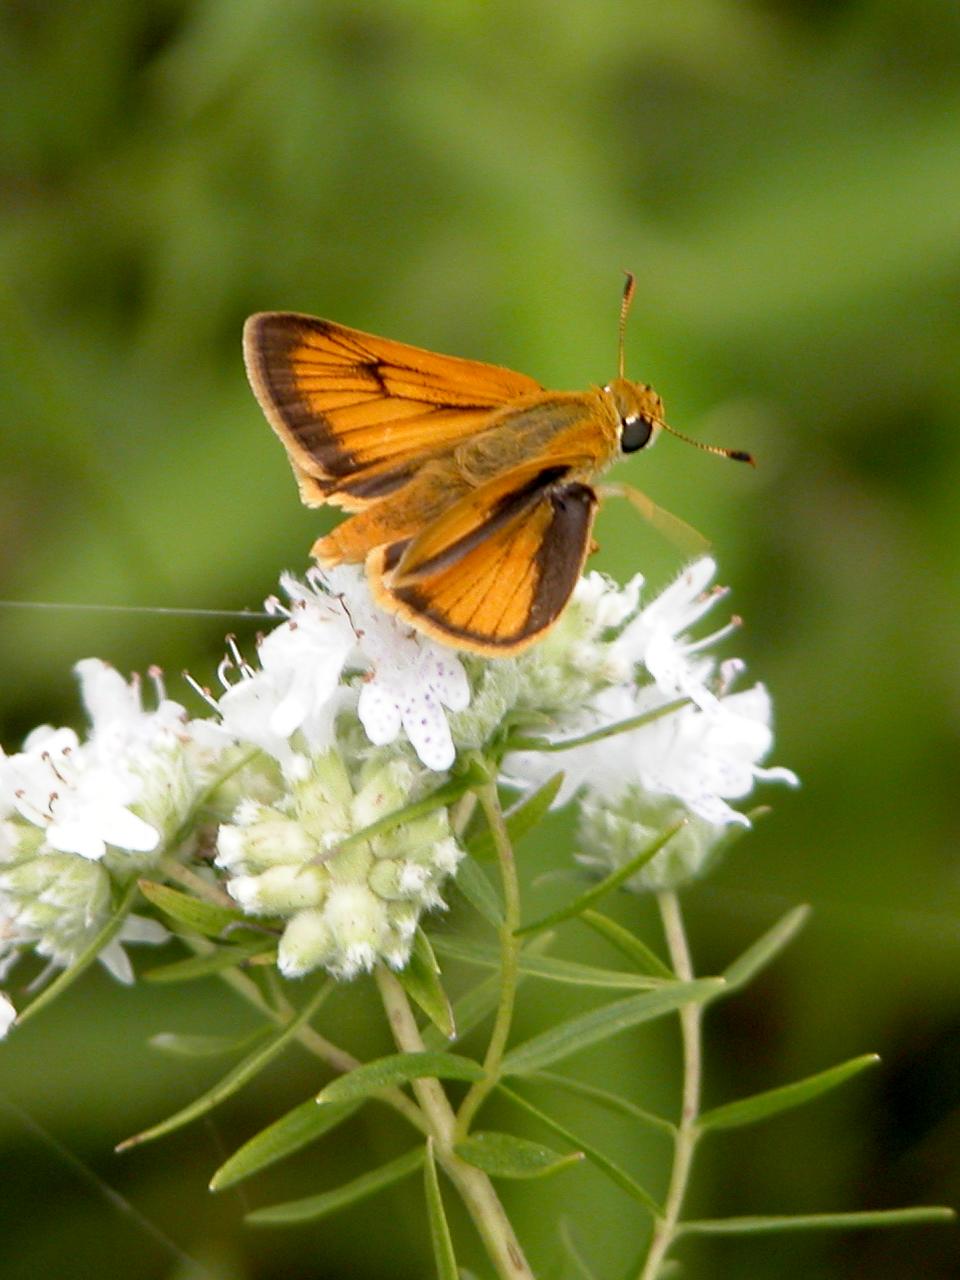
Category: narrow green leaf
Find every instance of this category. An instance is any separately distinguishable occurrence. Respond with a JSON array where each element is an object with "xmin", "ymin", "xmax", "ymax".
[
  {"xmin": 679, "ymin": 1207, "xmax": 955, "ymax": 1236},
  {"xmin": 560, "ymin": 1220, "xmax": 602, "ymax": 1280},
  {"xmin": 143, "ymin": 943, "xmax": 267, "ymax": 983},
  {"xmin": 699, "ymin": 1055, "xmax": 880, "ymax": 1132},
  {"xmin": 530, "ymin": 1071, "xmax": 675, "ymax": 1137},
  {"xmin": 211, "ymin": 1097, "xmax": 361, "ymax": 1190},
  {"xmin": 467, "ymin": 772, "xmax": 565, "ymax": 860},
  {"xmin": 149, "ymin": 1027, "xmax": 271, "ymax": 1059},
  {"xmin": 499, "ymin": 1085, "xmax": 662, "ymax": 1216},
  {"xmin": 247, "ymin": 1146, "xmax": 425, "ymax": 1225},
  {"xmin": 397, "ymin": 930, "xmax": 455, "ymax": 1040},
  {"xmin": 137, "ymin": 879, "xmax": 248, "ymax": 939},
  {"xmin": 502, "ymin": 979, "xmax": 724, "ymax": 1076},
  {"xmin": 454, "ymin": 1131, "xmax": 584, "ymax": 1179},
  {"xmin": 116, "ymin": 981, "xmax": 332, "ymax": 1151},
  {"xmin": 318, "ymin": 1051, "xmax": 483, "ymax": 1105},
  {"xmin": 332, "ymin": 772, "xmax": 476, "ymax": 857},
  {"xmin": 15, "ymin": 879, "xmax": 139, "ymax": 1026},
  {"xmin": 515, "ymin": 820, "xmax": 687, "ymax": 937},
  {"xmin": 423, "ymin": 1139, "xmax": 459, "ymax": 1280},
  {"xmin": 722, "ymin": 905, "xmax": 811, "ymax": 994},
  {"xmin": 421, "ymin": 931, "xmax": 556, "ymax": 1052},
  {"xmin": 454, "ymin": 855, "xmax": 504, "ymax": 926},
  {"xmin": 431, "ymin": 935, "xmax": 662, "ymax": 990},
  {"xmin": 580, "ymin": 909, "xmax": 674, "ymax": 978},
  {"xmin": 506, "ymin": 698, "xmax": 689, "ymax": 754},
  {"xmin": 422, "ymin": 973, "xmax": 501, "ymax": 1052}
]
